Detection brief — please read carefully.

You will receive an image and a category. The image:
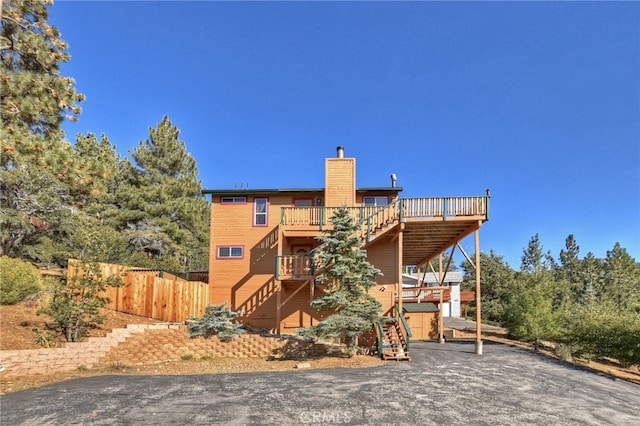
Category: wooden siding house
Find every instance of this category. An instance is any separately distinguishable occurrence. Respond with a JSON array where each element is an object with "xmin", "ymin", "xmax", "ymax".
[{"xmin": 203, "ymin": 147, "xmax": 489, "ymax": 353}]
